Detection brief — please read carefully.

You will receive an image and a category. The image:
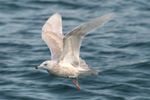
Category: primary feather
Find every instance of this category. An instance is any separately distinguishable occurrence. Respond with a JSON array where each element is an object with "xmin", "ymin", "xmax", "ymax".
[{"xmin": 42, "ymin": 13, "xmax": 63, "ymax": 60}]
